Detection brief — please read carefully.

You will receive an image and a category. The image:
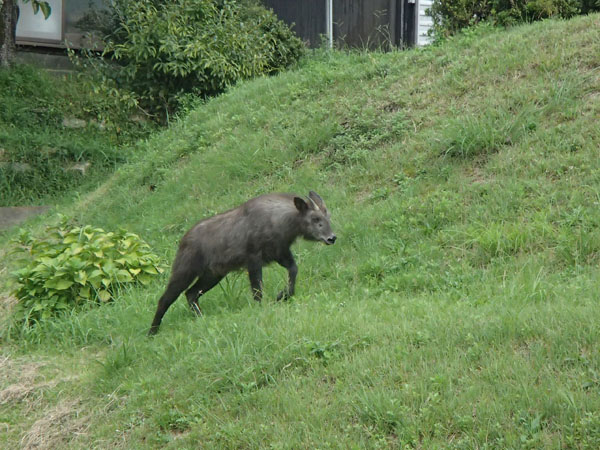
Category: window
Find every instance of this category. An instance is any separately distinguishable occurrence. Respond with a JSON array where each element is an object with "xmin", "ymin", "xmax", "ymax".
[{"xmin": 16, "ymin": 0, "xmax": 64, "ymax": 43}]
